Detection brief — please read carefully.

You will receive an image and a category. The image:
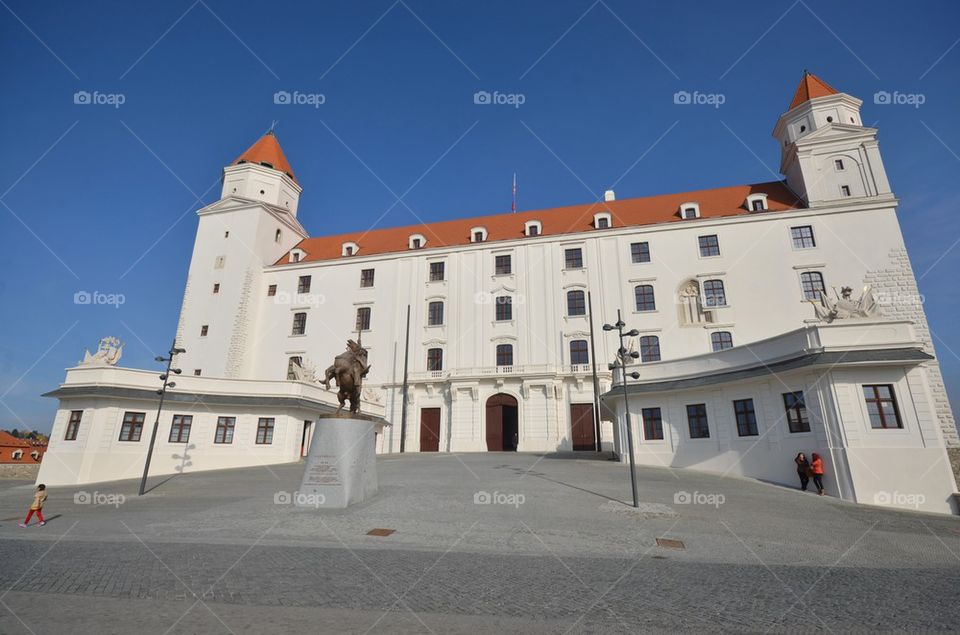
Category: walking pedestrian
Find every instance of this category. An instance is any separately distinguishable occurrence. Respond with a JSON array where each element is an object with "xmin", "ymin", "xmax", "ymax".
[
  {"xmin": 810, "ymin": 453, "xmax": 825, "ymax": 496},
  {"xmin": 19, "ymin": 484, "xmax": 48, "ymax": 527},
  {"xmin": 794, "ymin": 452, "xmax": 810, "ymax": 491}
]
